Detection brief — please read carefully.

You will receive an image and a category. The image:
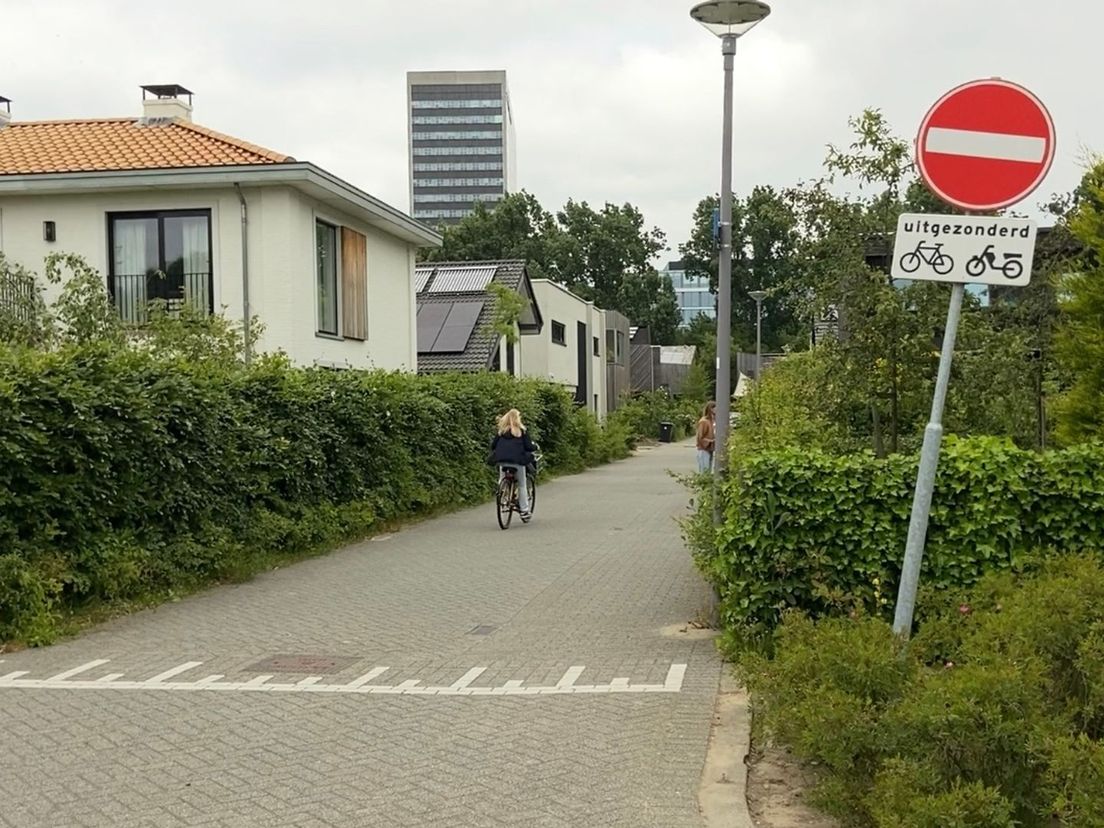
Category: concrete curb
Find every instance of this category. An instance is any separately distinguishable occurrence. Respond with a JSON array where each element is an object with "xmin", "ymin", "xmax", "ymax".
[{"xmin": 698, "ymin": 670, "xmax": 754, "ymax": 827}]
